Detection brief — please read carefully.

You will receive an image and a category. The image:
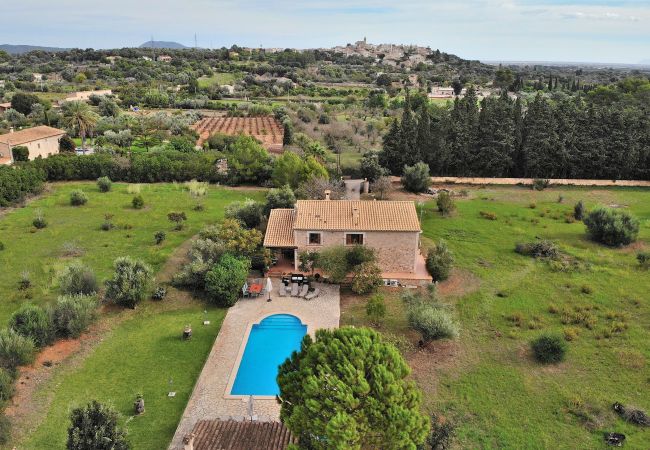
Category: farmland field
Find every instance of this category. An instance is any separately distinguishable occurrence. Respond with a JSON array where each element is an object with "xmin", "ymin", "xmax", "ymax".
[
  {"xmin": 197, "ymin": 72, "xmax": 241, "ymax": 88},
  {"xmin": 342, "ymin": 185, "xmax": 650, "ymax": 449}
]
